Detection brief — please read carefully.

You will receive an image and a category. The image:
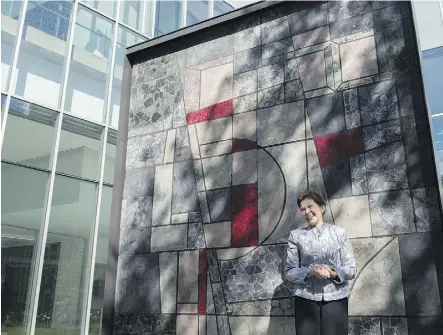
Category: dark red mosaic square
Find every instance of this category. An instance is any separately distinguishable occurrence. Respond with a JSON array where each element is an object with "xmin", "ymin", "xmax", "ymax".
[
  {"xmin": 231, "ymin": 184, "xmax": 259, "ymax": 247},
  {"xmin": 186, "ymin": 100, "xmax": 233, "ymax": 124},
  {"xmin": 198, "ymin": 249, "xmax": 207, "ymax": 315}
]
